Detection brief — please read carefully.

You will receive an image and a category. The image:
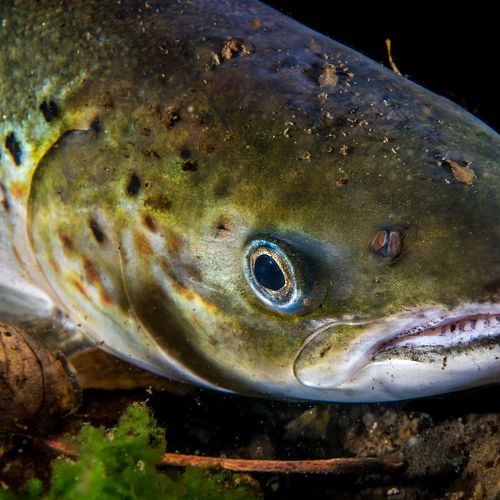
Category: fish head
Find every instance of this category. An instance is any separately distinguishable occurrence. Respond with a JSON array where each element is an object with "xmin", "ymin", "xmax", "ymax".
[{"xmin": 27, "ymin": 8, "xmax": 499, "ymax": 402}]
